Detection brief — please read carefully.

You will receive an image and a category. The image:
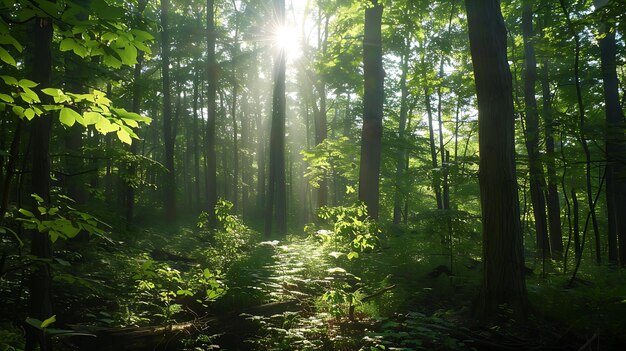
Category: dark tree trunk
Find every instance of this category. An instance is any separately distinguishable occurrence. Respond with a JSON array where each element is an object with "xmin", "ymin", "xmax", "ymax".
[
  {"xmin": 313, "ymin": 88, "xmax": 328, "ymax": 209},
  {"xmin": 265, "ymin": 0, "xmax": 287, "ymax": 237},
  {"xmin": 206, "ymin": 0, "xmax": 218, "ymax": 224},
  {"xmin": 572, "ymin": 184, "xmax": 581, "ymax": 261},
  {"xmin": 465, "ymin": 0, "xmax": 529, "ymax": 321},
  {"xmin": 541, "ymin": 62, "xmax": 563, "ymax": 259},
  {"xmin": 393, "ymin": 47, "xmax": 410, "ymax": 224},
  {"xmin": 25, "ymin": 16, "xmax": 54, "ymax": 351},
  {"xmin": 598, "ymin": 17, "xmax": 626, "ymax": 265},
  {"xmin": 522, "ymin": 2, "xmax": 551, "ymax": 260},
  {"xmin": 160, "ymin": 0, "xmax": 176, "ymax": 221},
  {"xmin": 192, "ymin": 67, "xmax": 201, "ymax": 210},
  {"xmin": 359, "ymin": 2, "xmax": 384, "ymax": 220},
  {"xmin": 425, "ymin": 86, "xmax": 443, "ymax": 210},
  {"xmin": 558, "ymin": 0, "xmax": 601, "ymax": 263},
  {"xmin": 0, "ymin": 118, "xmax": 22, "ymax": 223},
  {"xmin": 539, "ymin": 0, "xmax": 563, "ymax": 260}
]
